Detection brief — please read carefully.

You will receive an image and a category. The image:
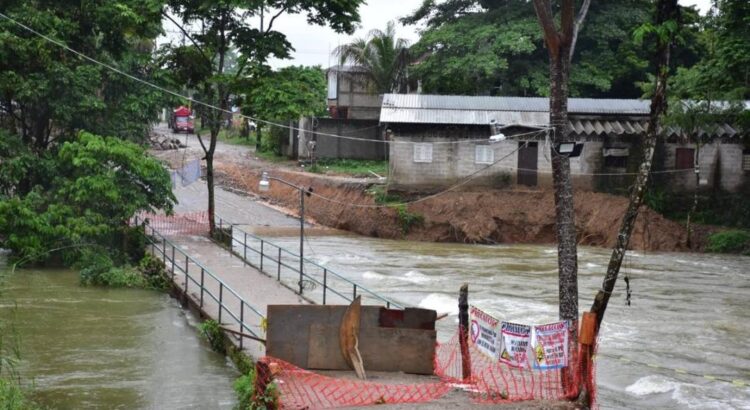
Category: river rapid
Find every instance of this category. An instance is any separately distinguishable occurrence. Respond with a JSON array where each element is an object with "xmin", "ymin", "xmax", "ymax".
[
  {"xmin": 0, "ymin": 264, "xmax": 238, "ymax": 409},
  {"xmin": 263, "ymin": 233, "xmax": 750, "ymax": 410}
]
